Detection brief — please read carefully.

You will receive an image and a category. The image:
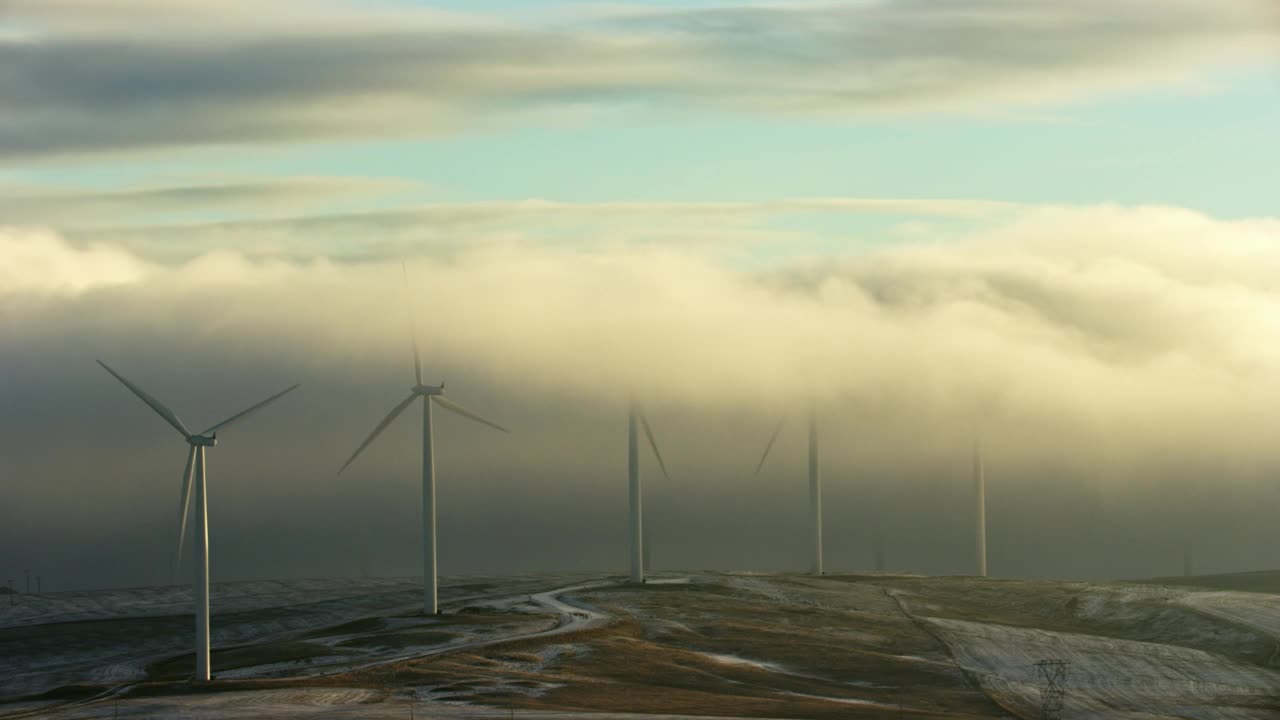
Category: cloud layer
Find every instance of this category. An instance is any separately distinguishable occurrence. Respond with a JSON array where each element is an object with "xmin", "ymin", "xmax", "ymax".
[
  {"xmin": 2, "ymin": 0, "xmax": 1274, "ymax": 158},
  {"xmin": 5, "ymin": 201, "xmax": 1280, "ymax": 586},
  {"xmin": 0, "ymin": 177, "xmax": 421, "ymax": 226},
  {"xmin": 7, "ymin": 203, "xmax": 1280, "ymax": 442},
  {"xmin": 41, "ymin": 194, "xmax": 1011, "ymax": 263}
]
